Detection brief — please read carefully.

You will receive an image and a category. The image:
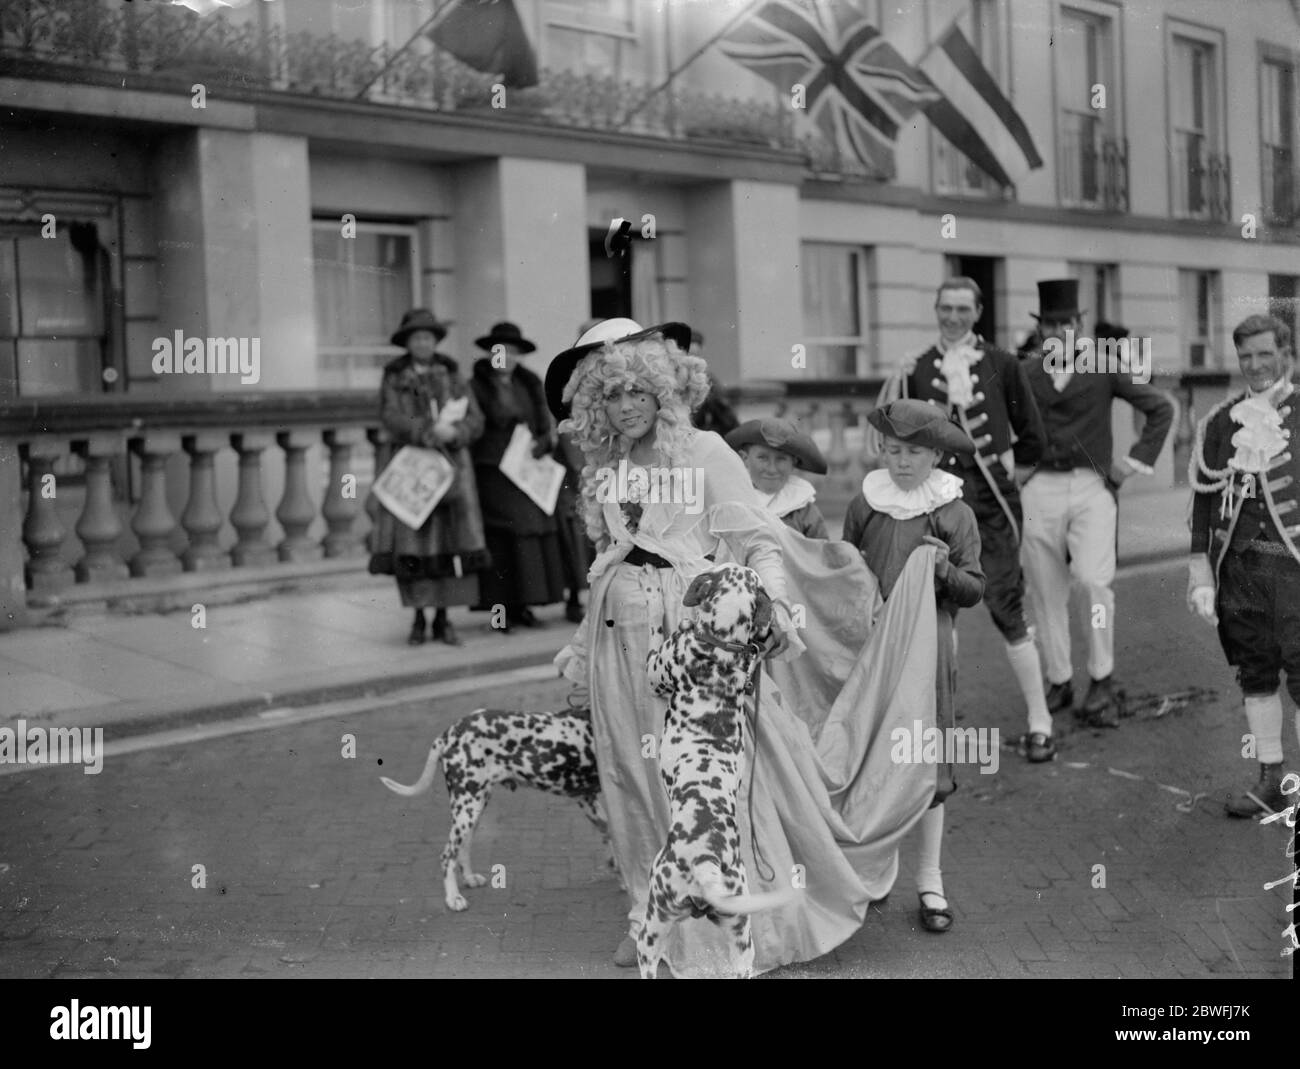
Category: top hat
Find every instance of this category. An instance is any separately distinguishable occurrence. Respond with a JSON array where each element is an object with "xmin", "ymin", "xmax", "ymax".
[
  {"xmin": 1030, "ymin": 279, "xmax": 1083, "ymax": 323},
  {"xmin": 725, "ymin": 418, "xmax": 828, "ymax": 475},
  {"xmin": 475, "ymin": 321, "xmax": 537, "ymax": 354},
  {"xmin": 544, "ymin": 317, "xmax": 694, "ymax": 422},
  {"xmin": 390, "ymin": 309, "xmax": 450, "ymax": 347},
  {"xmin": 867, "ymin": 399, "xmax": 974, "ymax": 455}
]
